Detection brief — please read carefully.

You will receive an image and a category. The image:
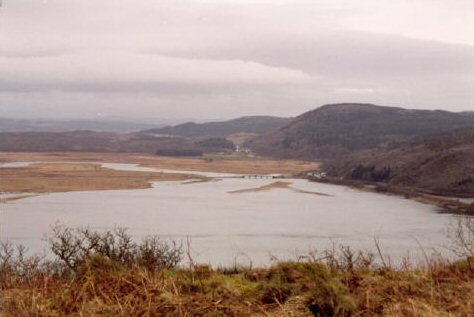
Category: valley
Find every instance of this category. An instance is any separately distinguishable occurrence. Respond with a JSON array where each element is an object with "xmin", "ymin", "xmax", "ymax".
[{"xmin": 1, "ymin": 104, "xmax": 473, "ymax": 317}]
